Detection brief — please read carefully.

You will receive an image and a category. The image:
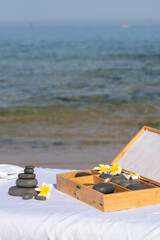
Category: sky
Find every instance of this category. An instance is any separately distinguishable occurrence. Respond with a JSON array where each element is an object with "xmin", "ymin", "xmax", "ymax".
[{"xmin": 0, "ymin": 0, "xmax": 159, "ymax": 23}]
